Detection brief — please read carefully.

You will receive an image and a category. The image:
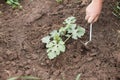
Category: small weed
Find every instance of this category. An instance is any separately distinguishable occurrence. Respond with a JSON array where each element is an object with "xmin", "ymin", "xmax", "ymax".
[
  {"xmin": 75, "ymin": 73, "xmax": 81, "ymax": 80},
  {"xmin": 6, "ymin": 0, "xmax": 22, "ymax": 8},
  {"xmin": 61, "ymin": 73, "xmax": 81, "ymax": 80},
  {"xmin": 41, "ymin": 16, "xmax": 85, "ymax": 59},
  {"xmin": 56, "ymin": 0, "xmax": 63, "ymax": 3},
  {"xmin": 112, "ymin": 1, "xmax": 120, "ymax": 18},
  {"xmin": 0, "ymin": 11, "xmax": 2, "ymax": 15},
  {"xmin": 7, "ymin": 76, "xmax": 40, "ymax": 80}
]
